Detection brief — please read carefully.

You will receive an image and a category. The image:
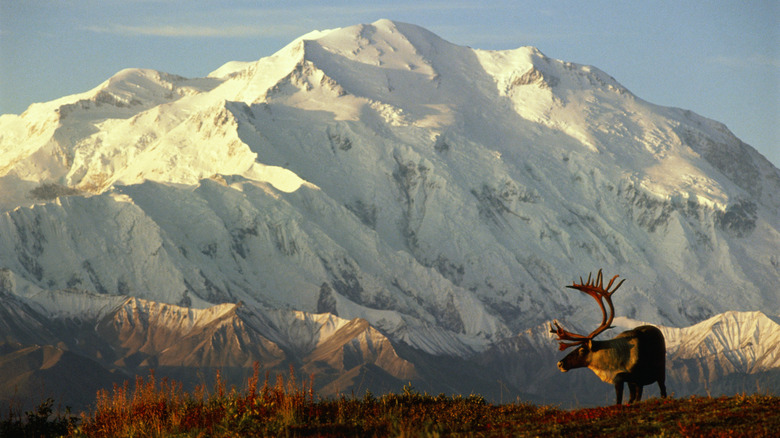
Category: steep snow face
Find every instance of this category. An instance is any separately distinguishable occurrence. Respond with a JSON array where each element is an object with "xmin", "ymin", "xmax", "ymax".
[
  {"xmin": 476, "ymin": 45, "xmax": 759, "ymax": 215},
  {"xmin": 0, "ymin": 69, "xmax": 222, "ymax": 180},
  {"xmin": 611, "ymin": 312, "xmax": 780, "ymax": 373},
  {"xmin": 0, "ymin": 69, "xmax": 314, "ymax": 209},
  {"xmin": 0, "ymin": 176, "xmax": 510, "ymax": 354},
  {"xmin": 1, "ymin": 20, "xmax": 779, "ymax": 356},
  {"xmin": 0, "ymin": 68, "xmax": 229, "ymax": 211},
  {"xmin": 662, "ymin": 311, "xmax": 780, "ymax": 372}
]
